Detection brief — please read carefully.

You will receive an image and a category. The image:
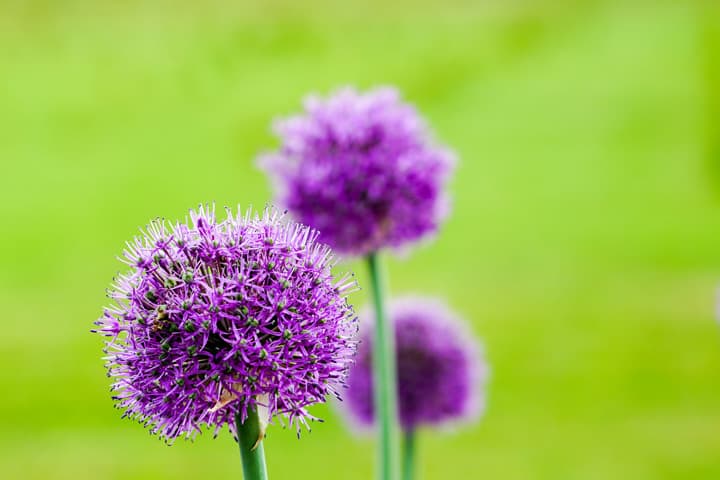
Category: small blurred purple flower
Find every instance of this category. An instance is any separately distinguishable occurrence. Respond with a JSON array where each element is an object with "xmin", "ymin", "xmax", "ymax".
[
  {"xmin": 258, "ymin": 86, "xmax": 456, "ymax": 256},
  {"xmin": 341, "ymin": 296, "xmax": 487, "ymax": 432},
  {"xmin": 93, "ymin": 205, "xmax": 358, "ymax": 442}
]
